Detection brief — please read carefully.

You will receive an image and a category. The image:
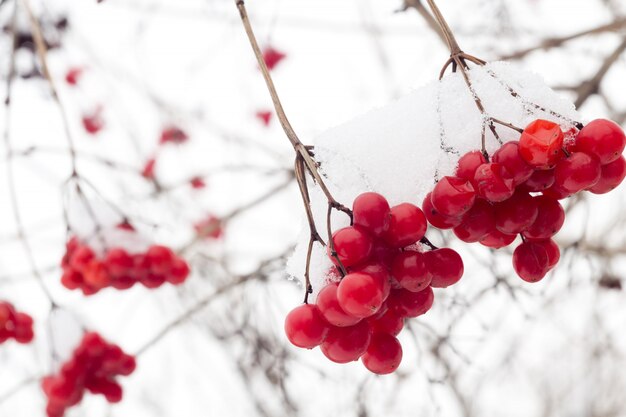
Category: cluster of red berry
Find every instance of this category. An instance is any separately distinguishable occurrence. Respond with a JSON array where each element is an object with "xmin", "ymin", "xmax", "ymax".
[
  {"xmin": 285, "ymin": 192, "xmax": 464, "ymax": 374},
  {"xmin": 61, "ymin": 237, "xmax": 190, "ymax": 294},
  {"xmin": 423, "ymin": 118, "xmax": 625, "ymax": 282},
  {"xmin": 42, "ymin": 332, "xmax": 136, "ymax": 417},
  {"xmin": 0, "ymin": 301, "xmax": 34, "ymax": 344}
]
